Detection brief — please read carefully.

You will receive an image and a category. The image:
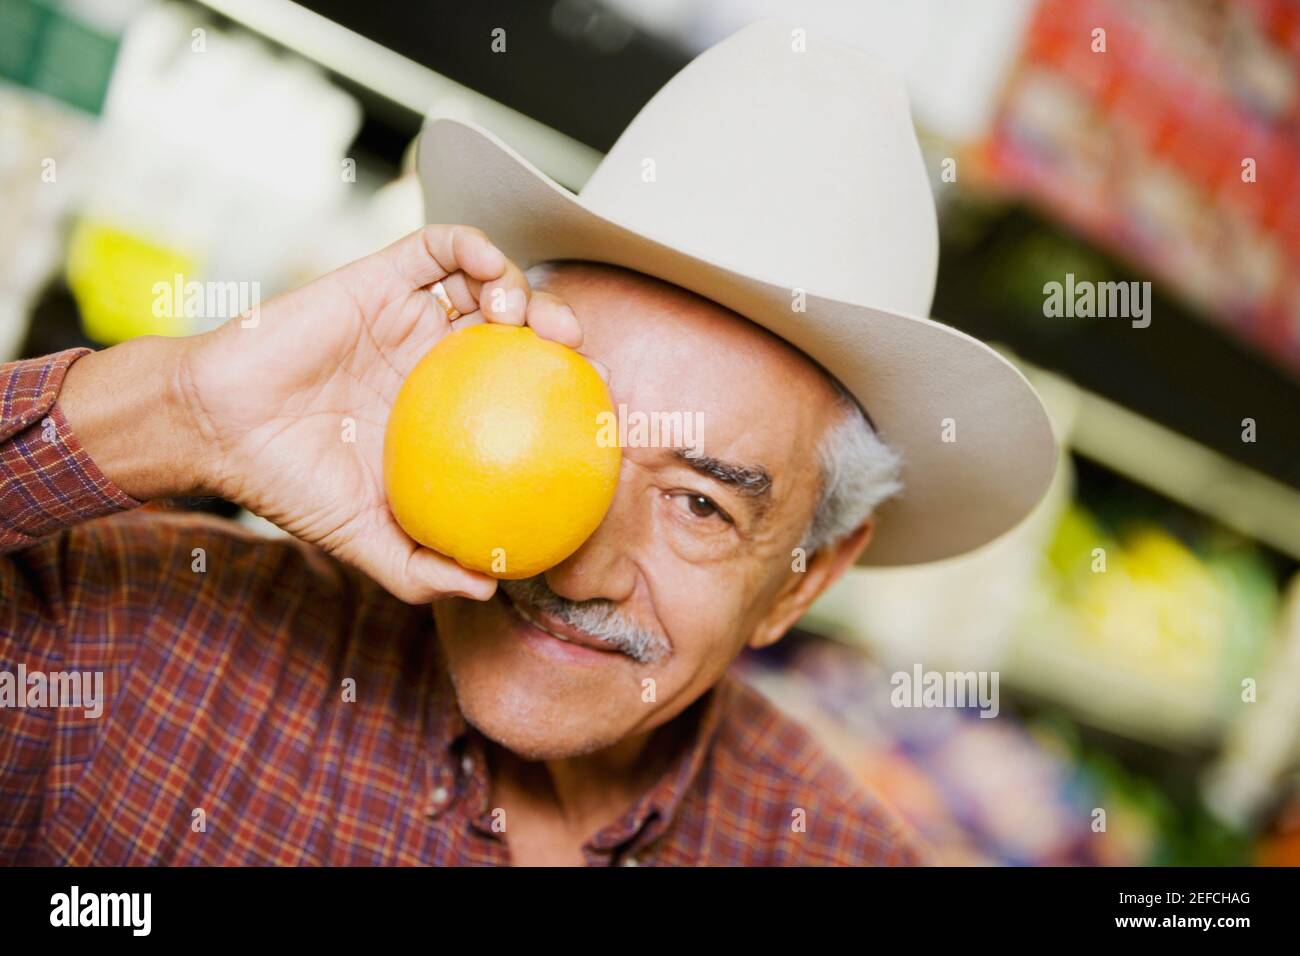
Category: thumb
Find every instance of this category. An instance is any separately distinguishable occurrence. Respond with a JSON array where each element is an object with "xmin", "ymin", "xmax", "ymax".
[{"xmin": 404, "ymin": 546, "xmax": 499, "ymax": 604}]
